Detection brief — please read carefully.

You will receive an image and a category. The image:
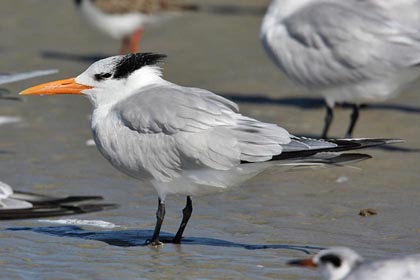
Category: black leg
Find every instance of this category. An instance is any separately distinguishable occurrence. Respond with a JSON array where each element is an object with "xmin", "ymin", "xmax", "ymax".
[
  {"xmin": 321, "ymin": 105, "xmax": 334, "ymax": 139},
  {"xmin": 345, "ymin": 104, "xmax": 360, "ymax": 138},
  {"xmin": 173, "ymin": 196, "xmax": 193, "ymax": 244},
  {"xmin": 149, "ymin": 198, "xmax": 165, "ymax": 246}
]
